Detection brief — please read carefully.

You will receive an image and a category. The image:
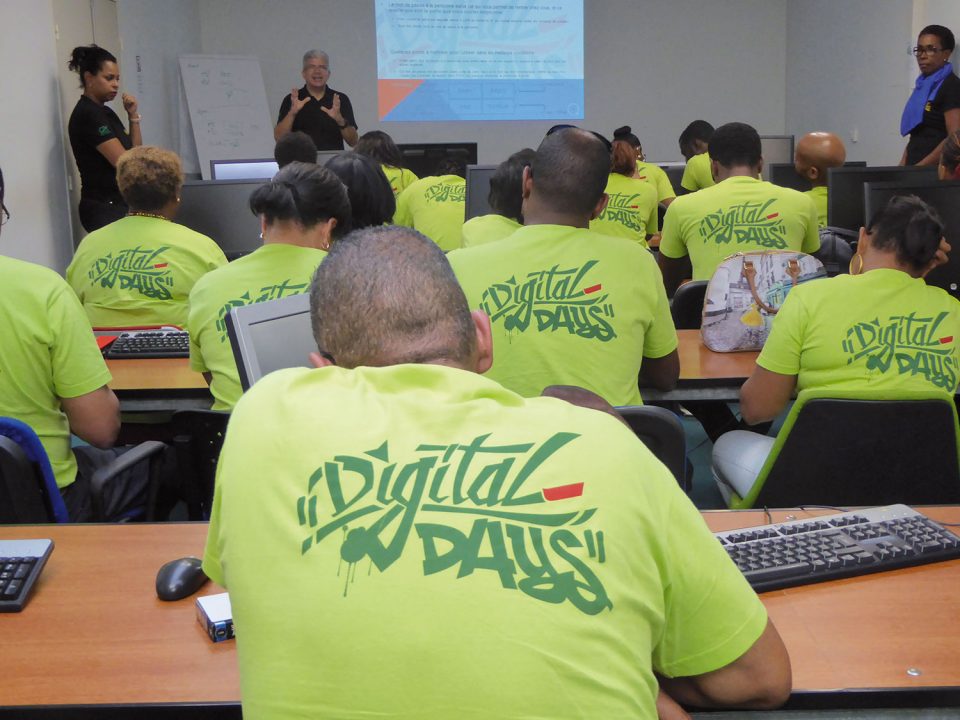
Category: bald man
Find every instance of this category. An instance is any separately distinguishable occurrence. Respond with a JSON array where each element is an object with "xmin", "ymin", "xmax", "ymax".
[
  {"xmin": 794, "ymin": 131, "xmax": 846, "ymax": 227},
  {"xmin": 202, "ymin": 224, "xmax": 791, "ymax": 719}
]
